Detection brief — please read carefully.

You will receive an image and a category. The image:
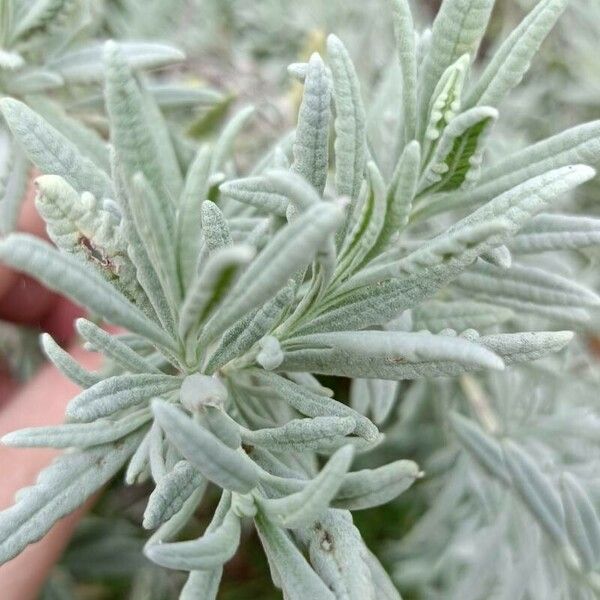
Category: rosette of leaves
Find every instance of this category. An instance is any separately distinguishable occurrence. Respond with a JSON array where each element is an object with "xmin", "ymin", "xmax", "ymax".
[
  {"xmin": 1, "ymin": 0, "xmax": 600, "ymax": 597},
  {"xmin": 0, "ymin": 0, "xmax": 186, "ymax": 234}
]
